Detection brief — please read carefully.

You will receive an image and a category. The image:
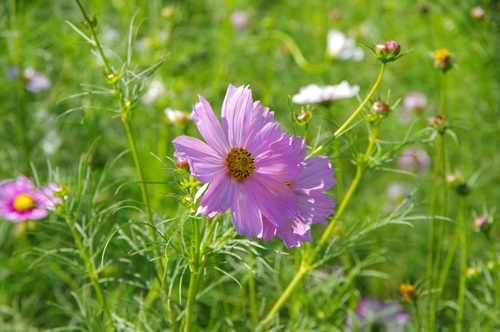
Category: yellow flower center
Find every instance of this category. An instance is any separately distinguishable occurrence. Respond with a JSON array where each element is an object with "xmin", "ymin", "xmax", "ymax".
[
  {"xmin": 225, "ymin": 147, "xmax": 255, "ymax": 182},
  {"xmin": 284, "ymin": 181, "xmax": 292, "ymax": 189},
  {"xmin": 13, "ymin": 194, "xmax": 36, "ymax": 212}
]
